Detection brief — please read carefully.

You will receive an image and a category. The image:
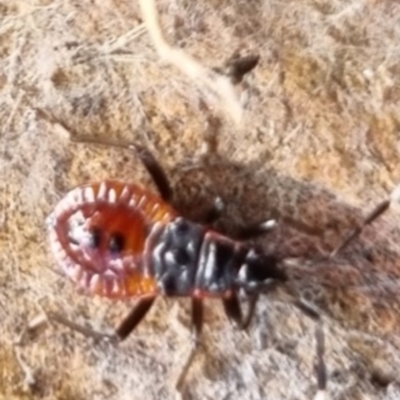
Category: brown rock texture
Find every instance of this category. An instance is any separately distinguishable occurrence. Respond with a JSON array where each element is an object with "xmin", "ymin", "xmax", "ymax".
[{"xmin": 1, "ymin": 1, "xmax": 400, "ymax": 399}]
